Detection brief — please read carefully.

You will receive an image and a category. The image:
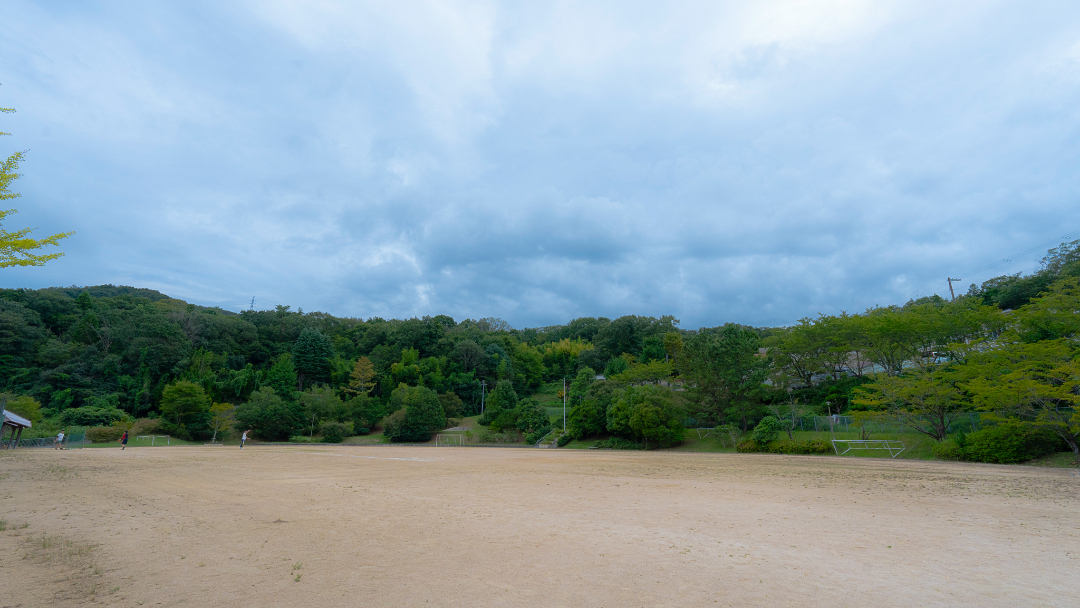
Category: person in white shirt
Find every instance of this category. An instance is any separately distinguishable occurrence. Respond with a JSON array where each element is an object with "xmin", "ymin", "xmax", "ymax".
[
  {"xmin": 241, "ymin": 429, "xmax": 251, "ymax": 449},
  {"xmin": 55, "ymin": 431, "xmax": 64, "ymax": 450}
]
